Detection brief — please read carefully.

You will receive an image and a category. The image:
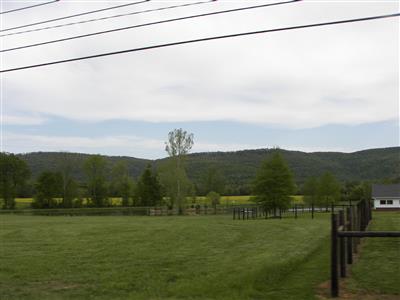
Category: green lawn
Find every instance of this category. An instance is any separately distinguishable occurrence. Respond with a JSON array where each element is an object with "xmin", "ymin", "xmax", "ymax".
[
  {"xmin": 0, "ymin": 214, "xmax": 329, "ymax": 300},
  {"xmin": 348, "ymin": 211, "xmax": 400, "ymax": 295}
]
